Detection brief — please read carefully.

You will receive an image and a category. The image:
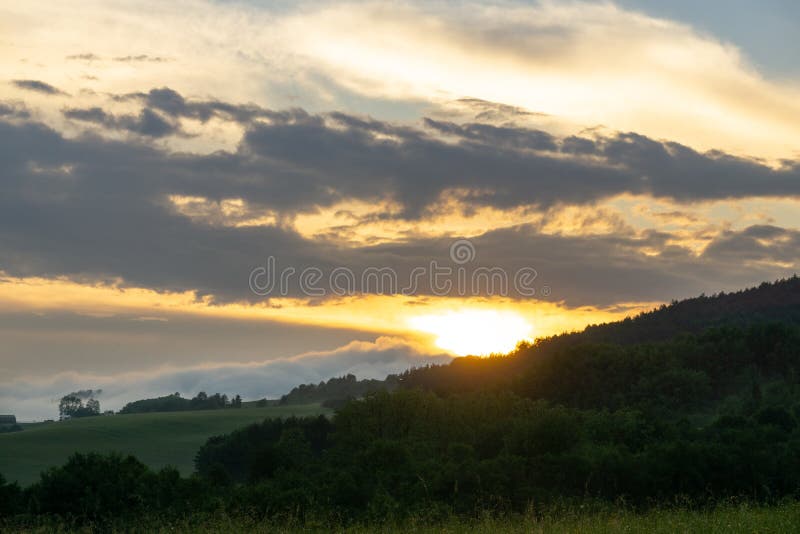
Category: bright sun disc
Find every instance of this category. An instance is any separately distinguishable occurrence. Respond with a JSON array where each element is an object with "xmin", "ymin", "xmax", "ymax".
[{"xmin": 408, "ymin": 310, "xmax": 533, "ymax": 356}]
